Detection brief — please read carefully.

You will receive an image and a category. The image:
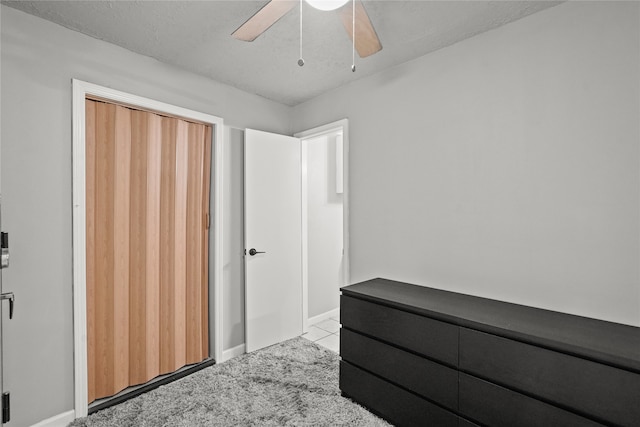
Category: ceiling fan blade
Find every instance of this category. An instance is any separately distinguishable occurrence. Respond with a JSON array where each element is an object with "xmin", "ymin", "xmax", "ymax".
[
  {"xmin": 339, "ymin": 0, "xmax": 382, "ymax": 58},
  {"xmin": 232, "ymin": 0, "xmax": 298, "ymax": 42}
]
